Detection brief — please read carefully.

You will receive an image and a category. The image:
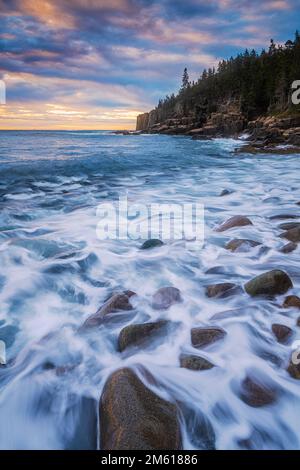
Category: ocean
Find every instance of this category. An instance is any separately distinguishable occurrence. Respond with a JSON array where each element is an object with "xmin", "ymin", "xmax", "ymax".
[{"xmin": 0, "ymin": 130, "xmax": 300, "ymax": 449}]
